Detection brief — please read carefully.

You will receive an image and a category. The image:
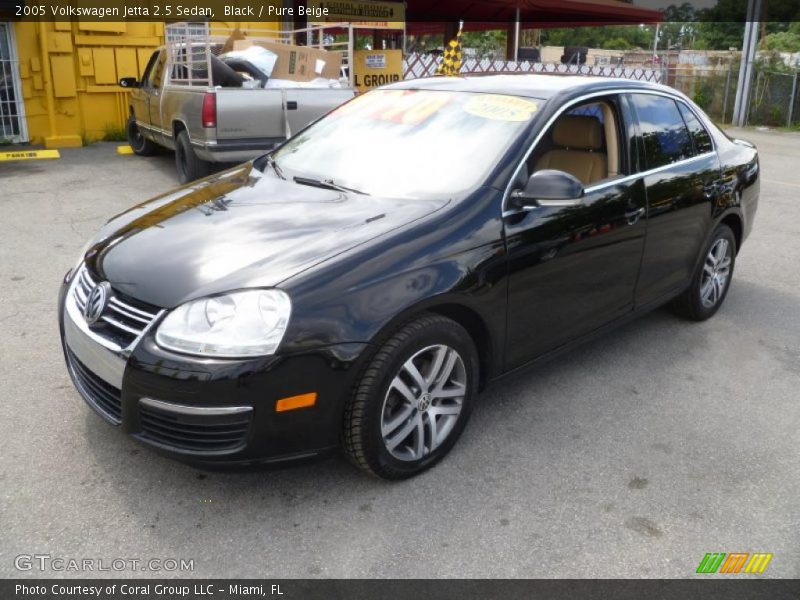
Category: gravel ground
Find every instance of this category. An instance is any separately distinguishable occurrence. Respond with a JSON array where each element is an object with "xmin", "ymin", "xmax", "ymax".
[{"xmin": 0, "ymin": 129, "xmax": 798, "ymax": 578}]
